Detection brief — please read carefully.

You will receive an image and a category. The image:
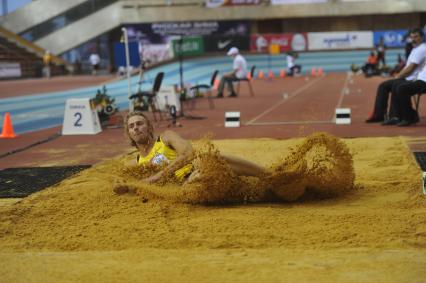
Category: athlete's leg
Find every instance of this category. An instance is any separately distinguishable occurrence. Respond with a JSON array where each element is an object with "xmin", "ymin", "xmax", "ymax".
[{"xmin": 221, "ymin": 154, "xmax": 265, "ymax": 176}]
